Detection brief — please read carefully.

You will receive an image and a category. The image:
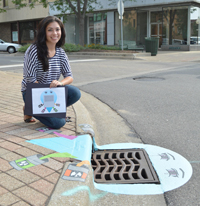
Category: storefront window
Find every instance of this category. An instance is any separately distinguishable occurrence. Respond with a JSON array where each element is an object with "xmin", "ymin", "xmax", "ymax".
[
  {"xmin": 151, "ymin": 12, "xmax": 162, "ymax": 23},
  {"xmin": 64, "ymin": 15, "xmax": 76, "ymax": 44},
  {"xmin": 20, "ymin": 21, "xmax": 35, "ymax": 44},
  {"xmin": 11, "ymin": 23, "xmax": 18, "ymax": 43},
  {"xmin": 162, "ymin": 6, "xmax": 188, "ymax": 45},
  {"xmin": 3, "ymin": 0, "xmax": 8, "ymax": 7},
  {"xmin": 88, "ymin": 13, "xmax": 107, "ymax": 45},
  {"xmin": 115, "ymin": 10, "xmax": 147, "ymax": 46},
  {"xmin": 190, "ymin": 7, "xmax": 200, "ymax": 45}
]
